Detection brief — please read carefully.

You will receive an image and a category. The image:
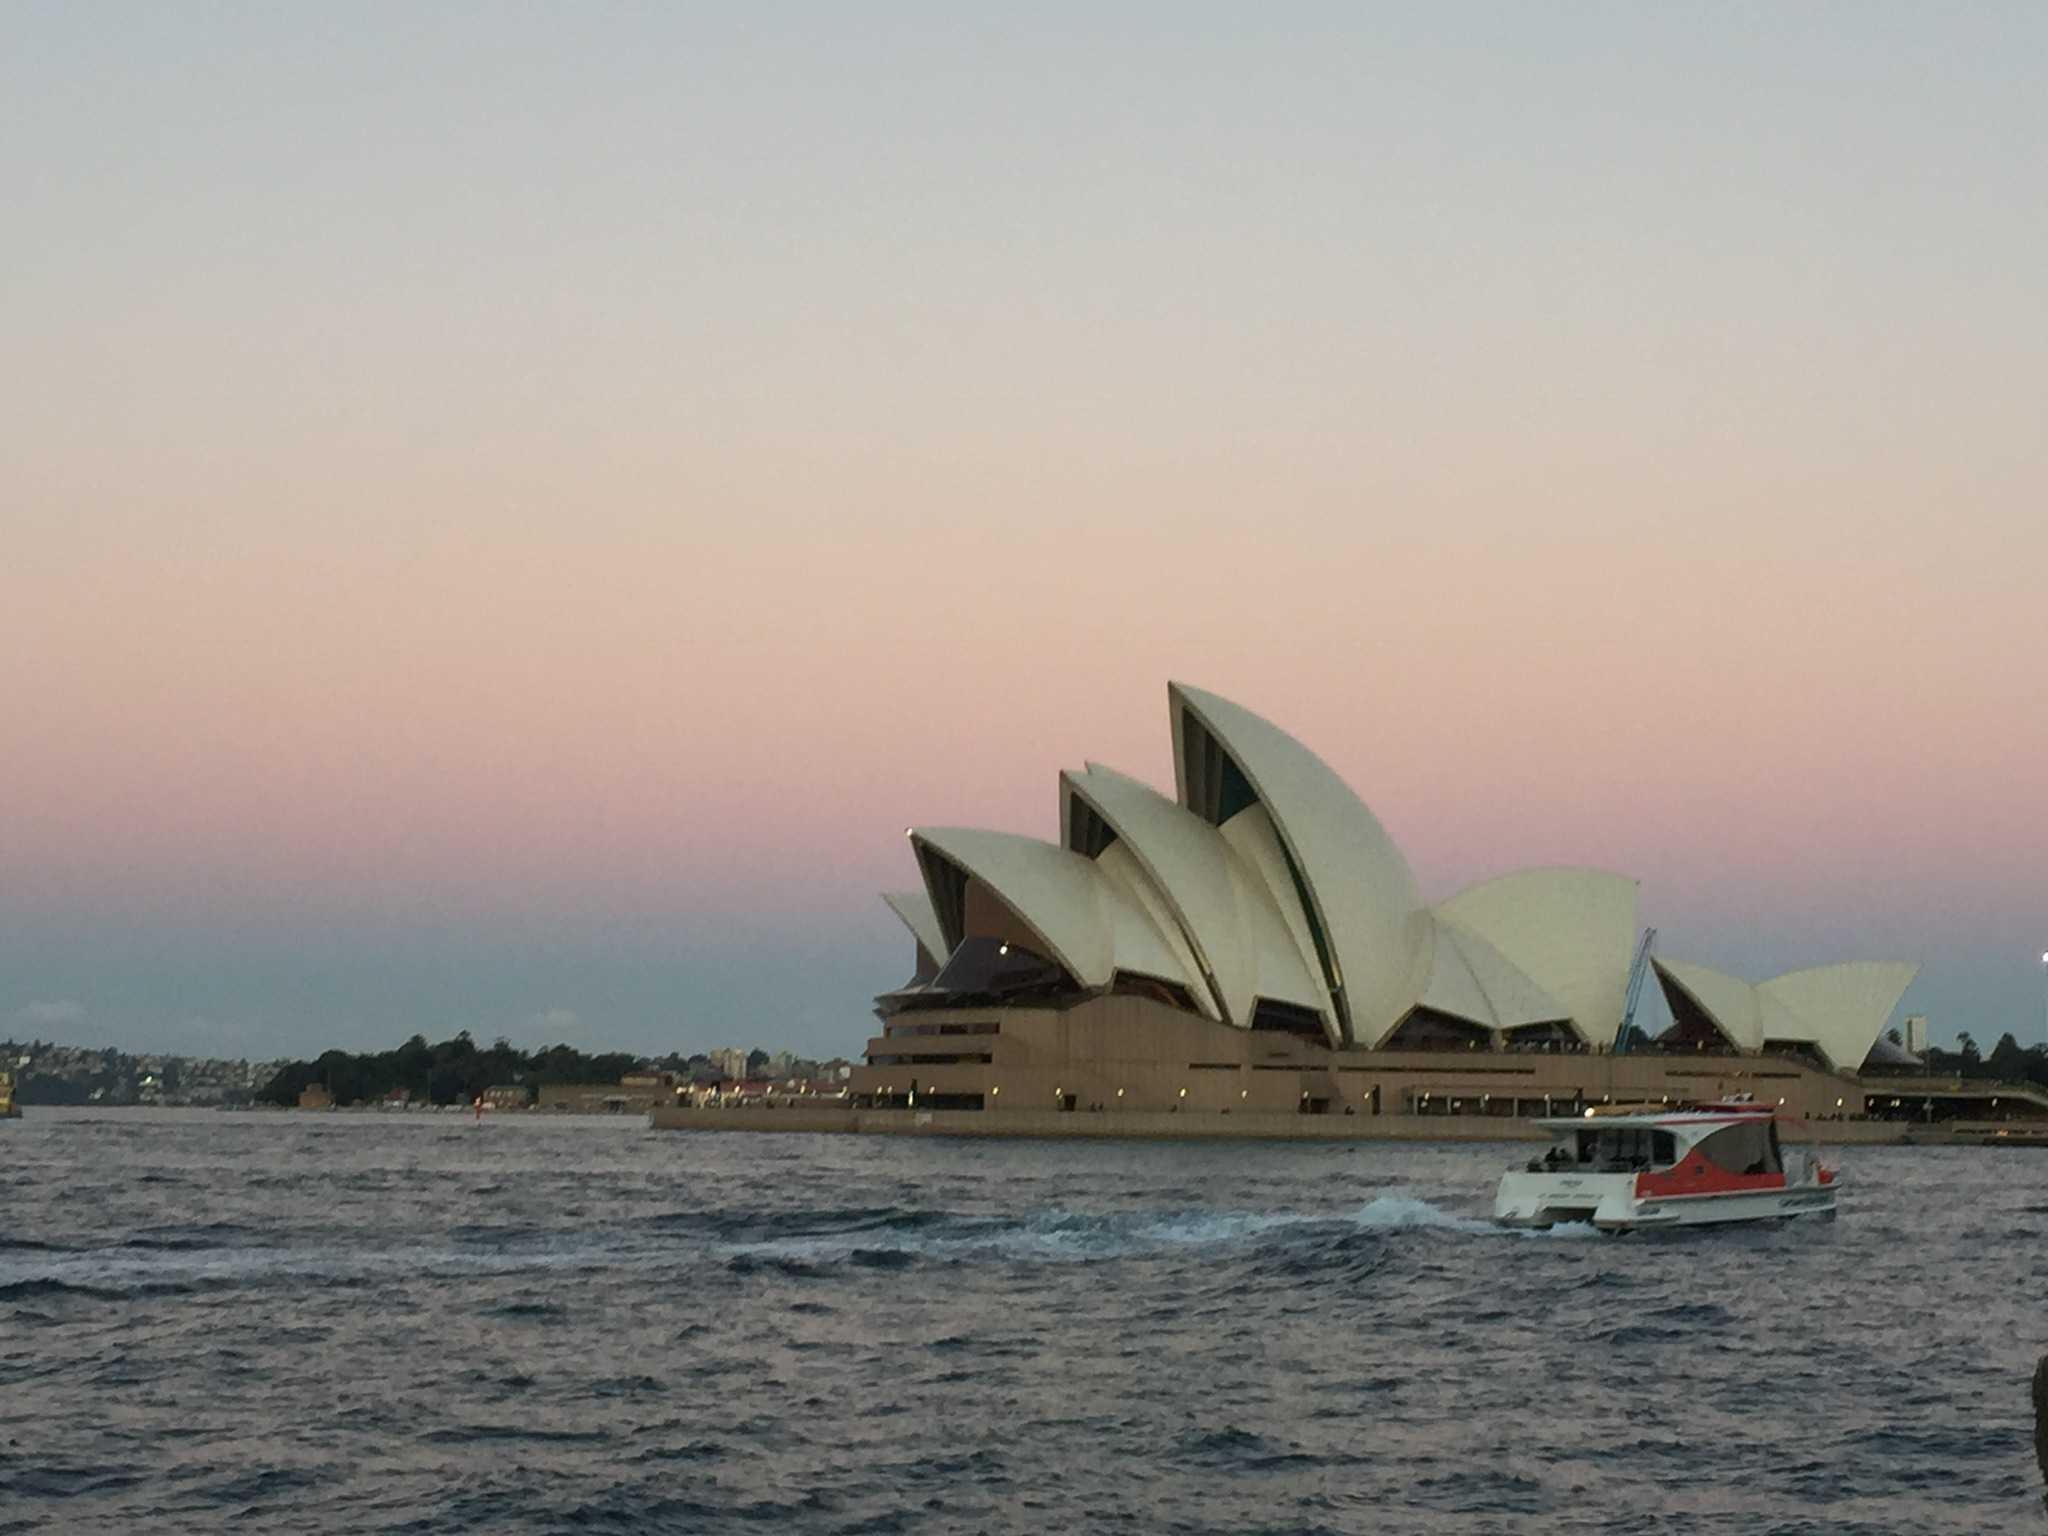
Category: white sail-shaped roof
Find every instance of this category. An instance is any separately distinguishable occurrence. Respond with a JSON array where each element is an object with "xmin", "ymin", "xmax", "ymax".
[
  {"xmin": 1060, "ymin": 764, "xmax": 1328, "ymax": 1028},
  {"xmin": 1653, "ymin": 958, "xmax": 1765, "ymax": 1049},
  {"xmin": 1093, "ymin": 839, "xmax": 1217, "ymax": 1019},
  {"xmin": 1419, "ymin": 917, "xmax": 1570, "ymax": 1031},
  {"xmin": 881, "ymin": 889, "xmax": 947, "ymax": 969},
  {"xmin": 1169, "ymin": 682, "xmax": 1428, "ymax": 1046},
  {"xmin": 1435, "ymin": 868, "xmax": 1639, "ymax": 1047},
  {"xmin": 908, "ymin": 828, "xmax": 1205, "ymax": 999},
  {"xmin": 1655, "ymin": 957, "xmax": 1919, "ymax": 1071},
  {"xmin": 1215, "ymin": 804, "xmax": 1344, "ymax": 1045},
  {"xmin": 1758, "ymin": 962, "xmax": 1920, "ymax": 1073}
]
